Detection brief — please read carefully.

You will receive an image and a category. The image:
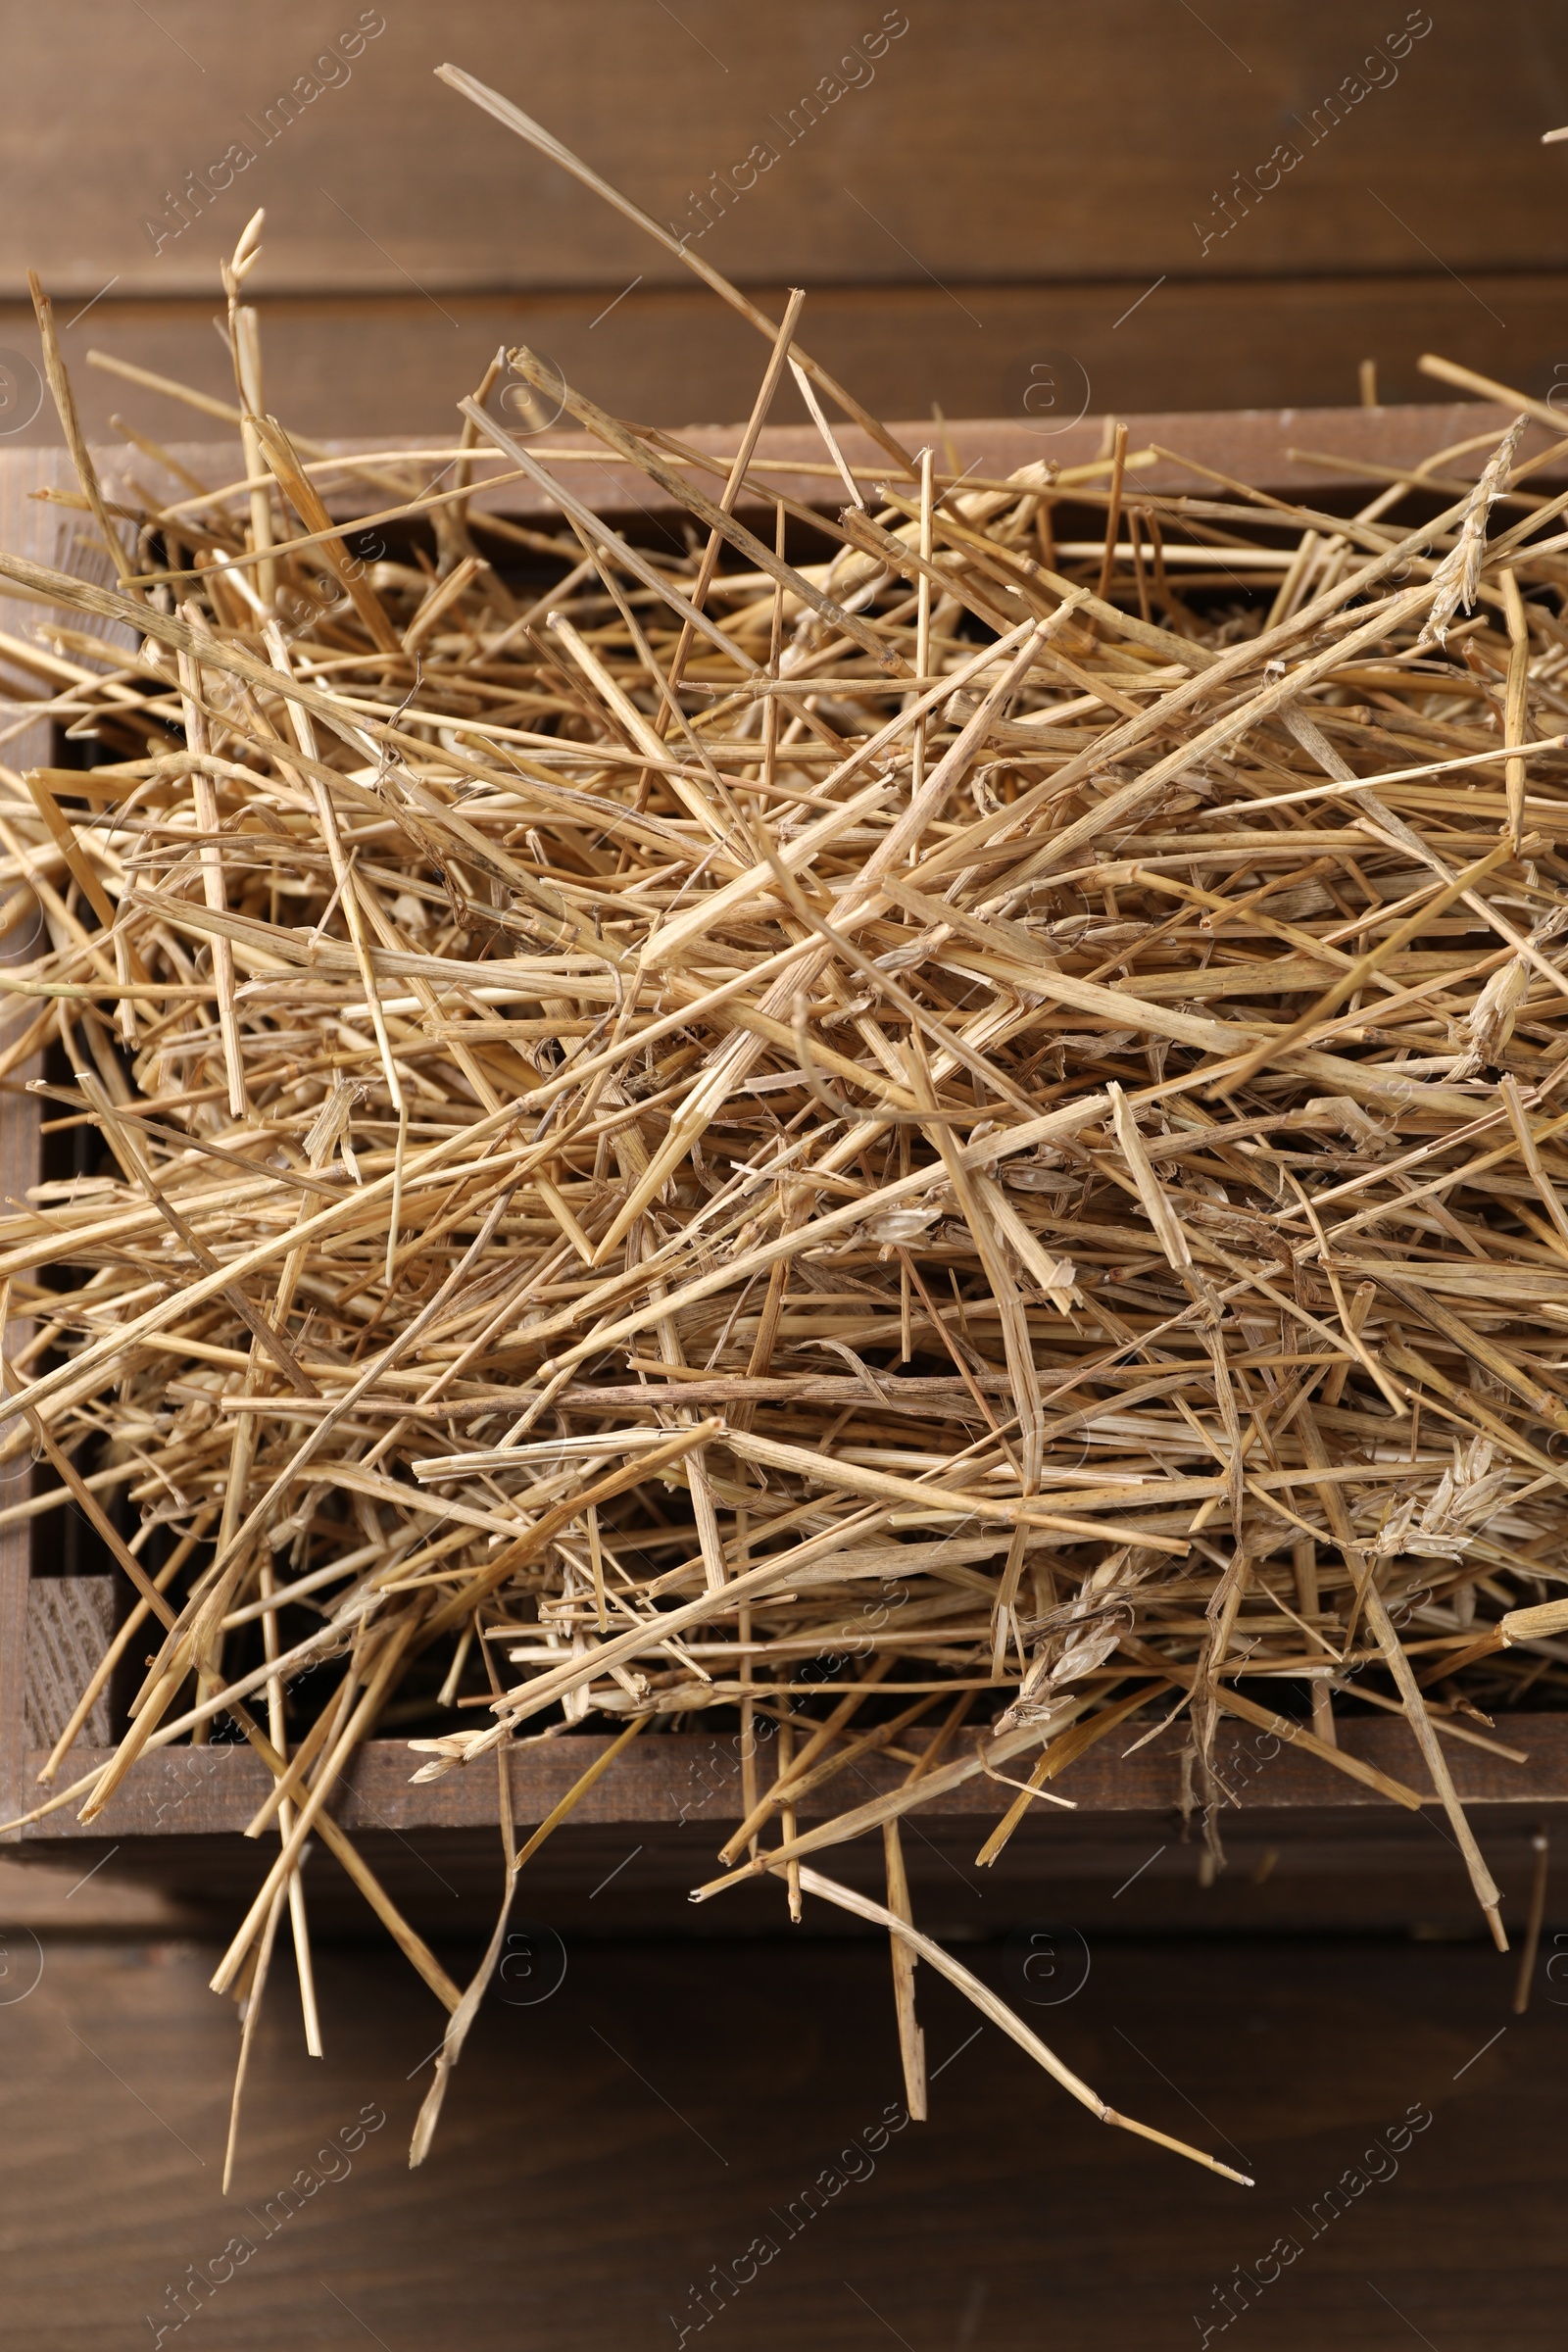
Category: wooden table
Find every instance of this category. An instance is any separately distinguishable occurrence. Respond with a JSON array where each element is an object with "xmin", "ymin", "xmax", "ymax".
[
  {"xmin": 0, "ymin": 1928, "xmax": 1560, "ymax": 2350},
  {"xmin": 1, "ymin": 2, "xmax": 1564, "ymax": 434}
]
